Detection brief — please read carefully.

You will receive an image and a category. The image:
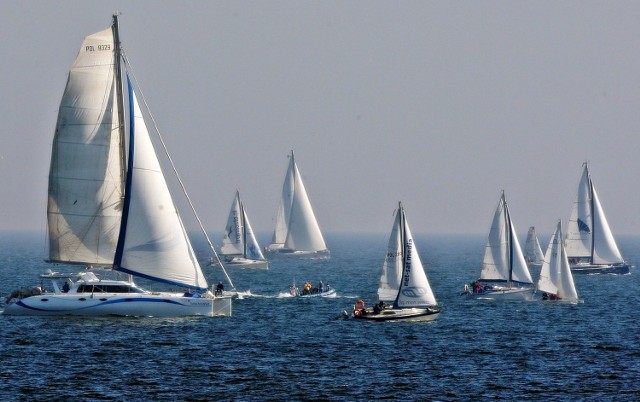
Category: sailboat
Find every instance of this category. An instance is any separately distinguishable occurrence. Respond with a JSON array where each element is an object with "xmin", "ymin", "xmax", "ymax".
[
  {"xmin": 3, "ymin": 15, "xmax": 232, "ymax": 317},
  {"xmin": 265, "ymin": 150, "xmax": 329, "ymax": 257},
  {"xmin": 220, "ymin": 190, "xmax": 268, "ymax": 269},
  {"xmin": 464, "ymin": 191, "xmax": 534, "ymax": 299},
  {"xmin": 524, "ymin": 226, "xmax": 544, "ymax": 268},
  {"xmin": 564, "ymin": 163, "xmax": 629, "ymax": 274},
  {"xmin": 537, "ymin": 220, "xmax": 579, "ymax": 302},
  {"xmin": 351, "ymin": 202, "xmax": 440, "ymax": 322}
]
